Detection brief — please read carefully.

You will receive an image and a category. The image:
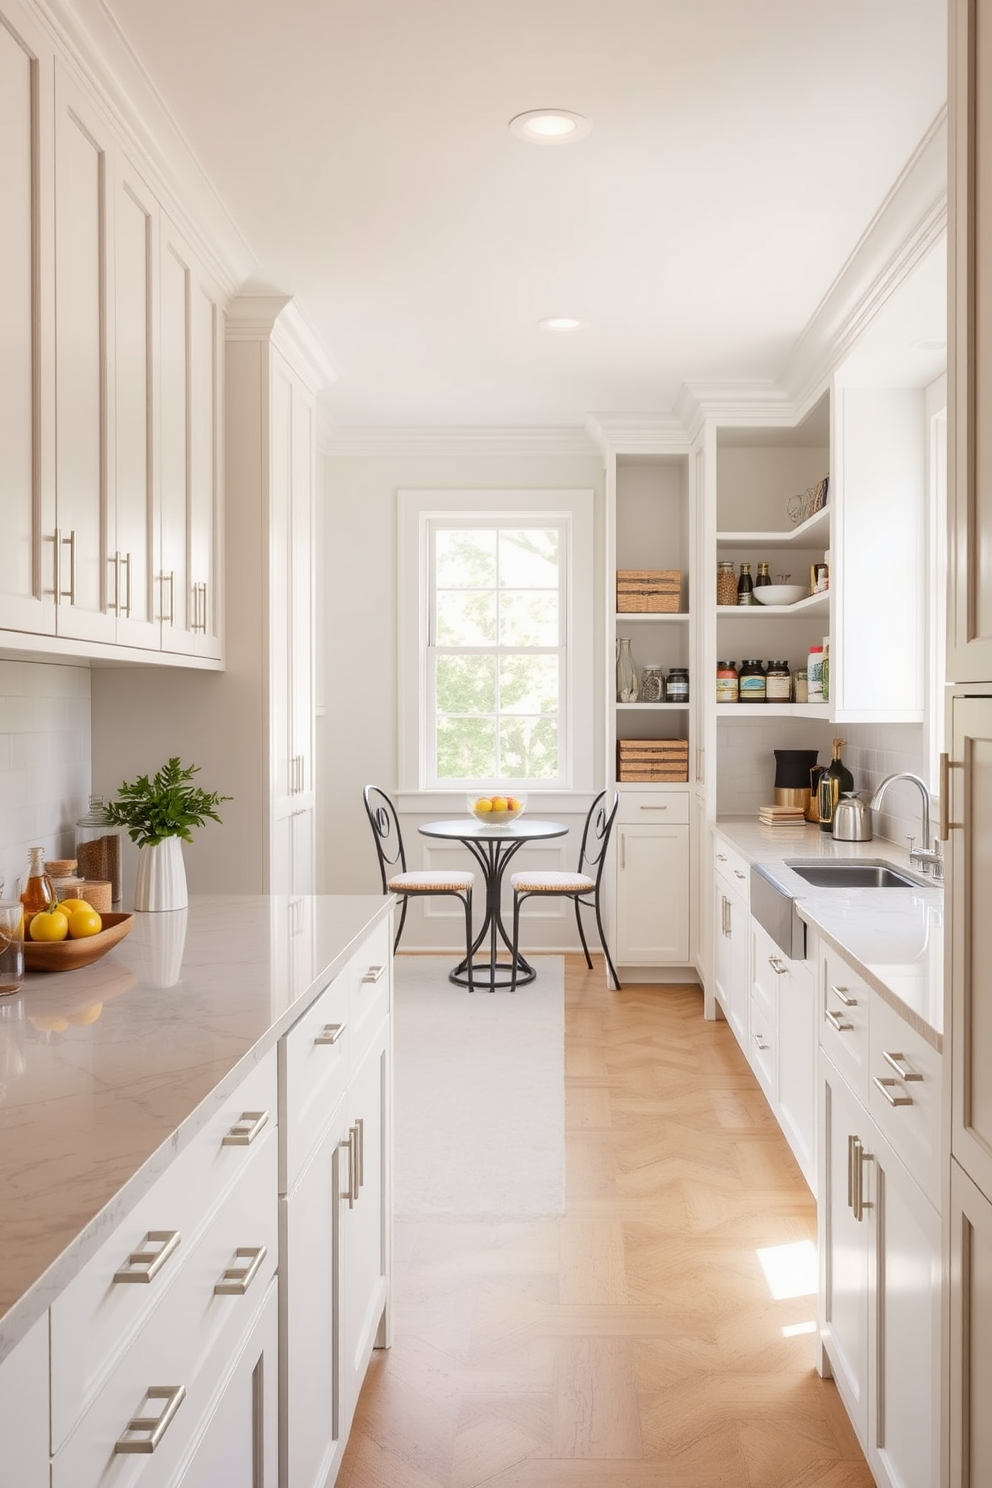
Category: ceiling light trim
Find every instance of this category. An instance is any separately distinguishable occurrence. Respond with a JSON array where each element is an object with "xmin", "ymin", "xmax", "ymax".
[{"xmin": 509, "ymin": 109, "xmax": 592, "ymax": 144}]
